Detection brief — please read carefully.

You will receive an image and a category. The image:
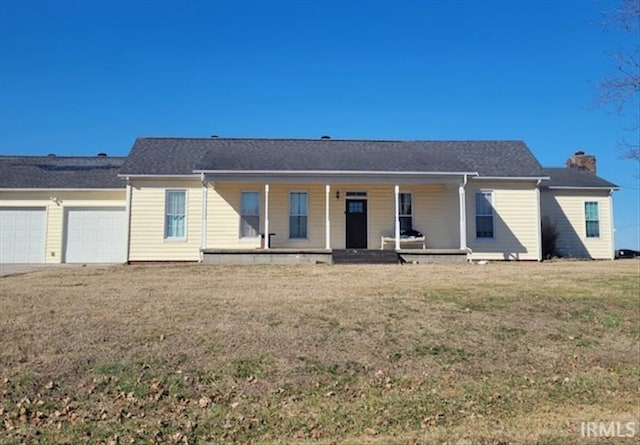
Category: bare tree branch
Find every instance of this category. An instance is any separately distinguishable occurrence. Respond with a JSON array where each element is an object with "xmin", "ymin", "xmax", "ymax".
[{"xmin": 595, "ymin": 0, "xmax": 640, "ymax": 161}]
